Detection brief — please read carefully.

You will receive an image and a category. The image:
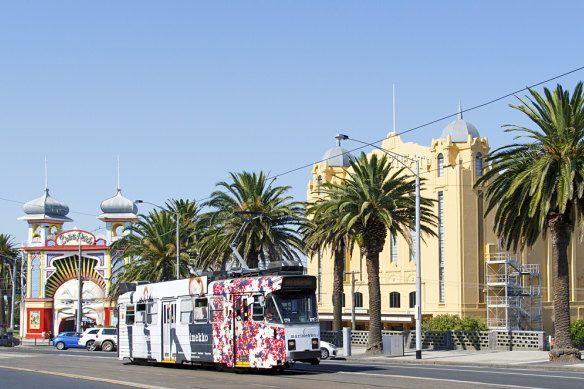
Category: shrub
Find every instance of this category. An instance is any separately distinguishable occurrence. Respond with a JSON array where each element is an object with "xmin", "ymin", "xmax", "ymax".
[
  {"xmin": 422, "ymin": 314, "xmax": 488, "ymax": 331},
  {"xmin": 571, "ymin": 319, "xmax": 584, "ymax": 349}
]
